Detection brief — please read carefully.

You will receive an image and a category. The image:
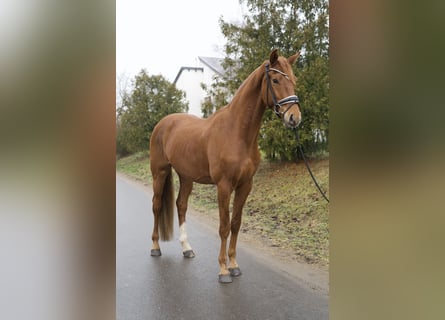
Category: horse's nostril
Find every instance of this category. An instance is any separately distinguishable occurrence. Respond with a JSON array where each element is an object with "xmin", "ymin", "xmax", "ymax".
[{"xmin": 290, "ymin": 114, "xmax": 294, "ymax": 122}]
